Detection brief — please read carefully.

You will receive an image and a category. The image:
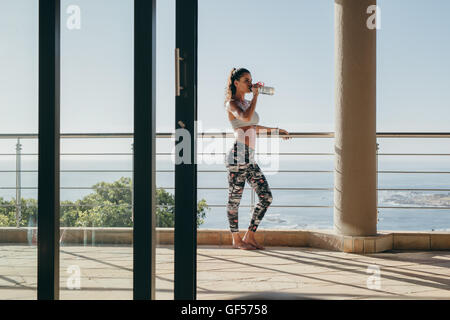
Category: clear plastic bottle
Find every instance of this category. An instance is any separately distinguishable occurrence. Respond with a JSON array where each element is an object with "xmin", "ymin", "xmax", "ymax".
[{"xmin": 258, "ymin": 86, "xmax": 275, "ymax": 95}]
